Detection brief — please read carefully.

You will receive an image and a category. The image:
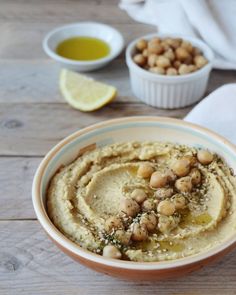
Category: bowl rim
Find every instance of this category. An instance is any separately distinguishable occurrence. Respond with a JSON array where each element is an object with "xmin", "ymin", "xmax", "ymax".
[
  {"xmin": 126, "ymin": 33, "xmax": 214, "ymax": 81},
  {"xmin": 32, "ymin": 116, "xmax": 236, "ymax": 270},
  {"xmin": 42, "ymin": 21, "xmax": 124, "ymax": 66}
]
